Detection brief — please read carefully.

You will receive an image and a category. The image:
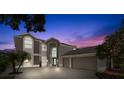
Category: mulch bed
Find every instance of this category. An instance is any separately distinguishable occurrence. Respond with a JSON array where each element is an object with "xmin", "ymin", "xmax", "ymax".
[
  {"xmin": 96, "ymin": 70, "xmax": 124, "ymax": 79},
  {"xmin": 0, "ymin": 75, "xmax": 15, "ymax": 79},
  {"xmin": 0, "ymin": 72, "xmax": 23, "ymax": 79},
  {"xmin": 8, "ymin": 72, "xmax": 23, "ymax": 75}
]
